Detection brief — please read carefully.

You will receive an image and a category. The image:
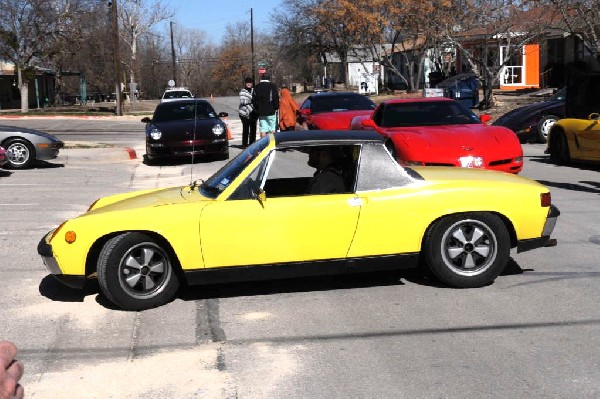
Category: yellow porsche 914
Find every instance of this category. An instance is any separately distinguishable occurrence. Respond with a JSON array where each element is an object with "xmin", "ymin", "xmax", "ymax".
[{"xmin": 38, "ymin": 131, "xmax": 560, "ymax": 310}]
